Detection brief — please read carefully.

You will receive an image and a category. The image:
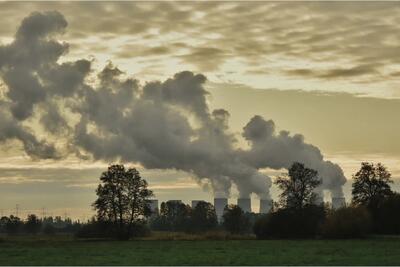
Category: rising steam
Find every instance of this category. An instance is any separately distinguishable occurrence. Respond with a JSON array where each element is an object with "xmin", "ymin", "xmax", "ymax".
[{"xmin": 0, "ymin": 11, "xmax": 346, "ymax": 199}]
